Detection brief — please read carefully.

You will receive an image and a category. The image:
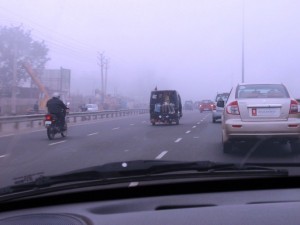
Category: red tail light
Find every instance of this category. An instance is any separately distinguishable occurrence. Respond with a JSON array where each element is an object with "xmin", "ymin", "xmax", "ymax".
[
  {"xmin": 290, "ymin": 100, "xmax": 299, "ymax": 114},
  {"xmin": 45, "ymin": 115, "xmax": 52, "ymax": 121},
  {"xmin": 226, "ymin": 101, "xmax": 240, "ymax": 115}
]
